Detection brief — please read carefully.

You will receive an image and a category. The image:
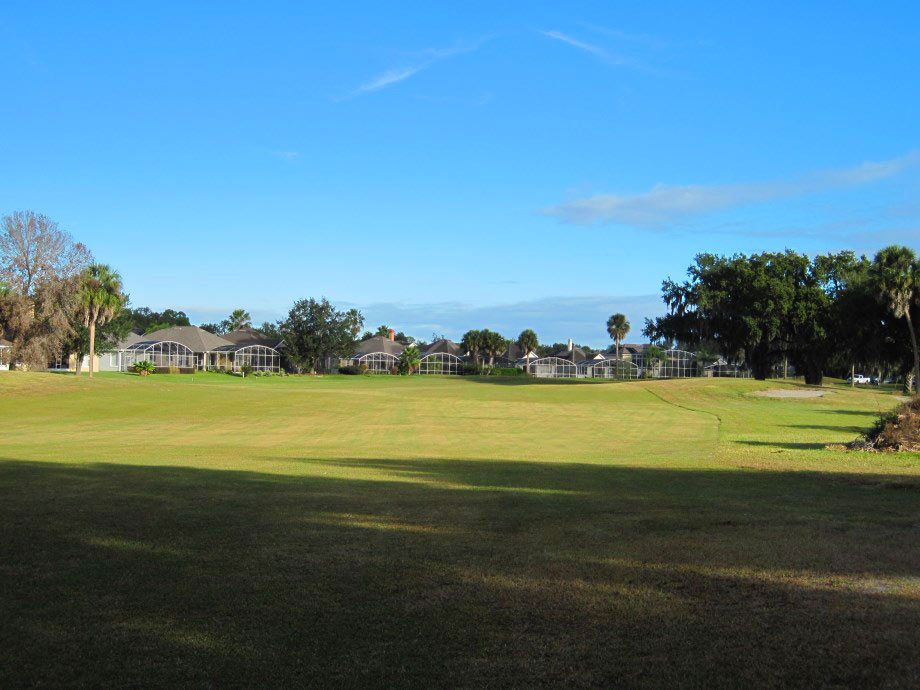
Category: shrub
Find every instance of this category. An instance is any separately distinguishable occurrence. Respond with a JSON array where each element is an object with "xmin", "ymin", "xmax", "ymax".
[
  {"xmin": 490, "ymin": 367, "xmax": 524, "ymax": 377},
  {"xmin": 167, "ymin": 366, "xmax": 180, "ymax": 375},
  {"xmin": 461, "ymin": 363, "xmax": 482, "ymax": 376},
  {"xmin": 241, "ymin": 364, "xmax": 254, "ymax": 377},
  {"xmin": 339, "ymin": 365, "xmax": 362, "ymax": 375},
  {"xmin": 359, "ymin": 363, "xmax": 368, "ymax": 374},
  {"xmin": 132, "ymin": 360, "xmax": 156, "ymax": 376}
]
